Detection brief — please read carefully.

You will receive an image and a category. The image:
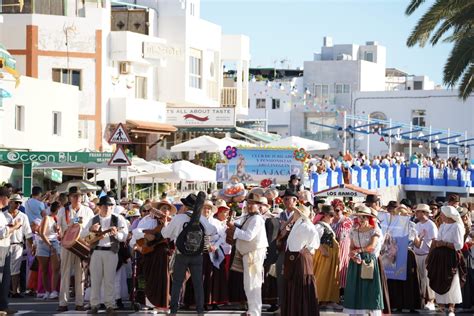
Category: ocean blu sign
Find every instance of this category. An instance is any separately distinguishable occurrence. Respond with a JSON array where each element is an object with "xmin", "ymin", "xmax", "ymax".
[
  {"xmin": 0, "ymin": 151, "xmax": 113, "ymax": 164},
  {"xmin": 226, "ymin": 148, "xmax": 303, "ymax": 184}
]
